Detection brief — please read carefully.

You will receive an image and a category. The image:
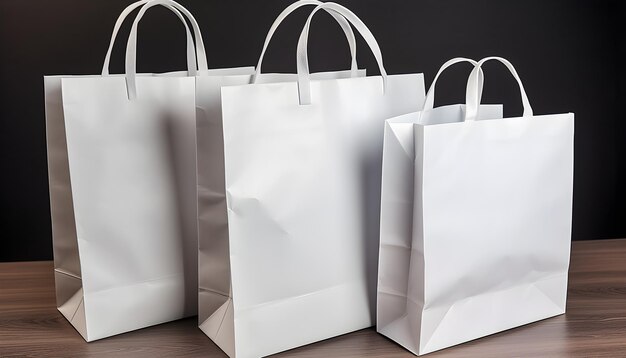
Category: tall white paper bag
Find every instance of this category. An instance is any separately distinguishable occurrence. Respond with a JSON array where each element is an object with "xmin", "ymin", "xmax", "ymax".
[
  {"xmin": 45, "ymin": 0, "xmax": 253, "ymax": 341},
  {"xmin": 202, "ymin": 3, "xmax": 425, "ymax": 357},
  {"xmin": 196, "ymin": 2, "xmax": 366, "ymax": 349},
  {"xmin": 377, "ymin": 57, "xmax": 574, "ymax": 355}
]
